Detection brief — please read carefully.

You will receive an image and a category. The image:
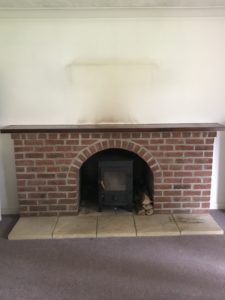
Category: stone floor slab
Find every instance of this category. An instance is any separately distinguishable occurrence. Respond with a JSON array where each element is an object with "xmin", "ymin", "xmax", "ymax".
[
  {"xmin": 53, "ymin": 216, "xmax": 97, "ymax": 239},
  {"xmin": 97, "ymin": 215, "xmax": 136, "ymax": 237},
  {"xmin": 135, "ymin": 214, "xmax": 180, "ymax": 237},
  {"xmin": 8, "ymin": 217, "xmax": 58, "ymax": 240},
  {"xmin": 173, "ymin": 214, "xmax": 224, "ymax": 235}
]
